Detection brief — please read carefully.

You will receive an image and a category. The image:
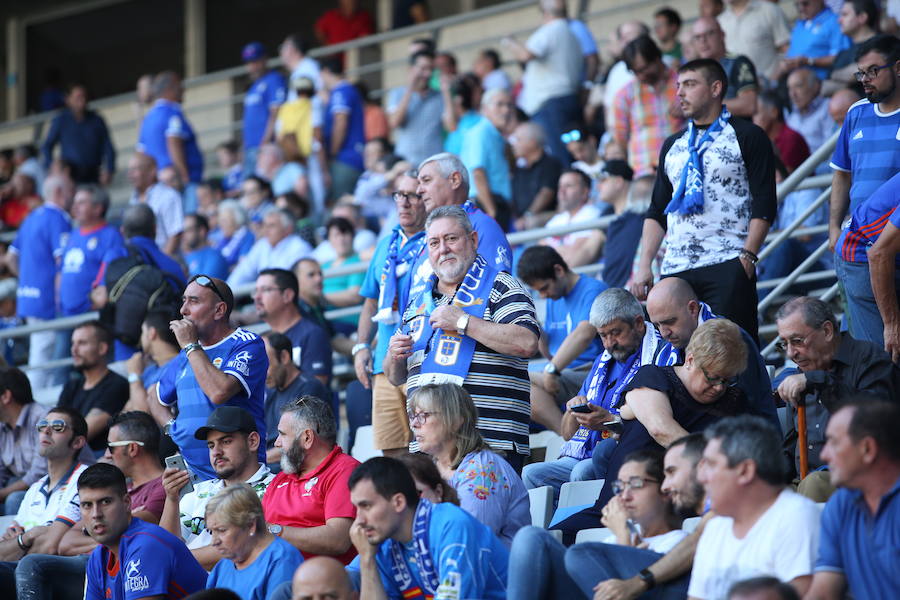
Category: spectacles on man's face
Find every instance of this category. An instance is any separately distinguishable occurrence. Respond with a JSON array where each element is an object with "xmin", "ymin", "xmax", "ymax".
[
  {"xmin": 37, "ymin": 419, "xmax": 69, "ymax": 433},
  {"xmin": 855, "ymin": 62, "xmax": 895, "ymax": 82},
  {"xmin": 190, "ymin": 275, "xmax": 227, "ymax": 304},
  {"xmin": 107, "ymin": 440, "xmax": 145, "ymax": 449},
  {"xmin": 560, "ymin": 129, "xmax": 582, "ymax": 144},
  {"xmin": 611, "ymin": 477, "xmax": 660, "ymax": 495},
  {"xmin": 408, "ymin": 411, "xmax": 438, "ymax": 426},
  {"xmin": 393, "ymin": 191, "xmax": 422, "ymax": 205},
  {"xmin": 774, "ymin": 330, "xmax": 816, "ymax": 354},
  {"xmin": 700, "ymin": 367, "xmax": 738, "ymax": 388}
]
